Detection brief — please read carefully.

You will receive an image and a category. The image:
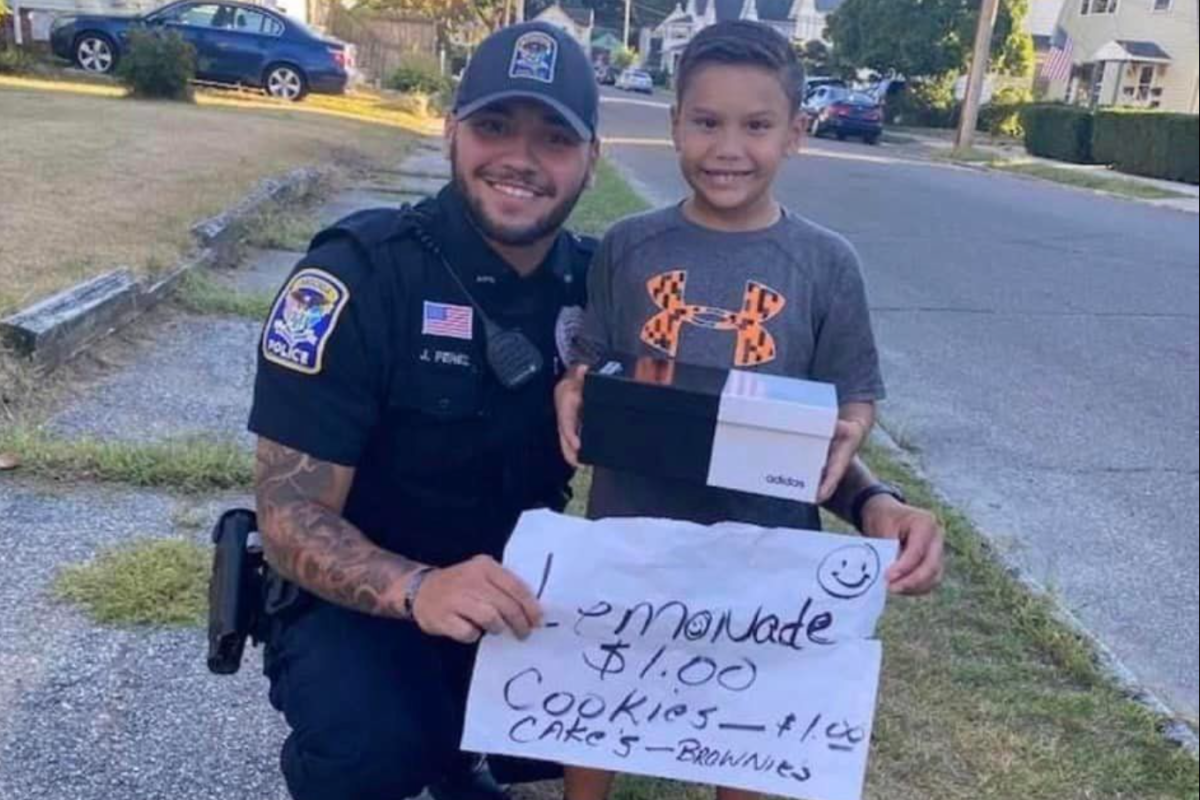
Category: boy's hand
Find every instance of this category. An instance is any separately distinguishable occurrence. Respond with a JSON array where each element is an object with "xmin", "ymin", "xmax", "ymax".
[
  {"xmin": 818, "ymin": 403, "xmax": 875, "ymax": 504},
  {"xmin": 555, "ymin": 366, "xmax": 588, "ymax": 468},
  {"xmin": 860, "ymin": 495, "xmax": 945, "ymax": 595}
]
